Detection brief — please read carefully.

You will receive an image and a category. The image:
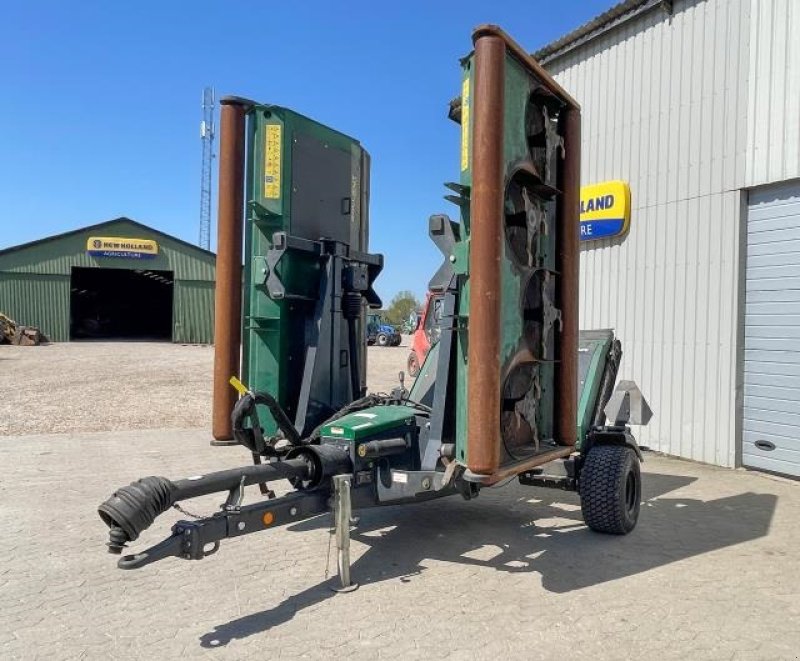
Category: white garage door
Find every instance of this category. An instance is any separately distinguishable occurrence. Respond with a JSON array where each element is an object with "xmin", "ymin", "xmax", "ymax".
[{"xmin": 743, "ymin": 181, "xmax": 800, "ymax": 477}]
